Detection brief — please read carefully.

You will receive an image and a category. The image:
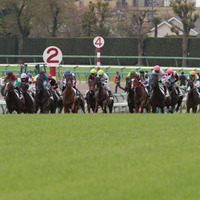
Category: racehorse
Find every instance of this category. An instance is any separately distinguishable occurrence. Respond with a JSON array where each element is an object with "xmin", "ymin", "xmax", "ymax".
[
  {"xmin": 132, "ymin": 77, "xmax": 151, "ymax": 113},
  {"xmin": 94, "ymin": 77, "xmax": 113, "ymax": 113},
  {"xmin": 186, "ymin": 80, "xmax": 200, "ymax": 113},
  {"xmin": 34, "ymin": 77, "xmax": 52, "ymax": 113},
  {"xmin": 62, "ymin": 75, "xmax": 85, "ymax": 113},
  {"xmin": 165, "ymin": 81, "xmax": 181, "ymax": 113},
  {"xmin": 19, "ymin": 82, "xmax": 34, "ymax": 113},
  {"xmin": 85, "ymin": 80, "xmax": 96, "ymax": 113},
  {"xmin": 125, "ymin": 78, "xmax": 135, "ymax": 113},
  {"xmin": 150, "ymin": 74, "xmax": 166, "ymax": 113},
  {"xmin": 50, "ymin": 88, "xmax": 63, "ymax": 113},
  {"xmin": 4, "ymin": 80, "xmax": 25, "ymax": 114}
]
